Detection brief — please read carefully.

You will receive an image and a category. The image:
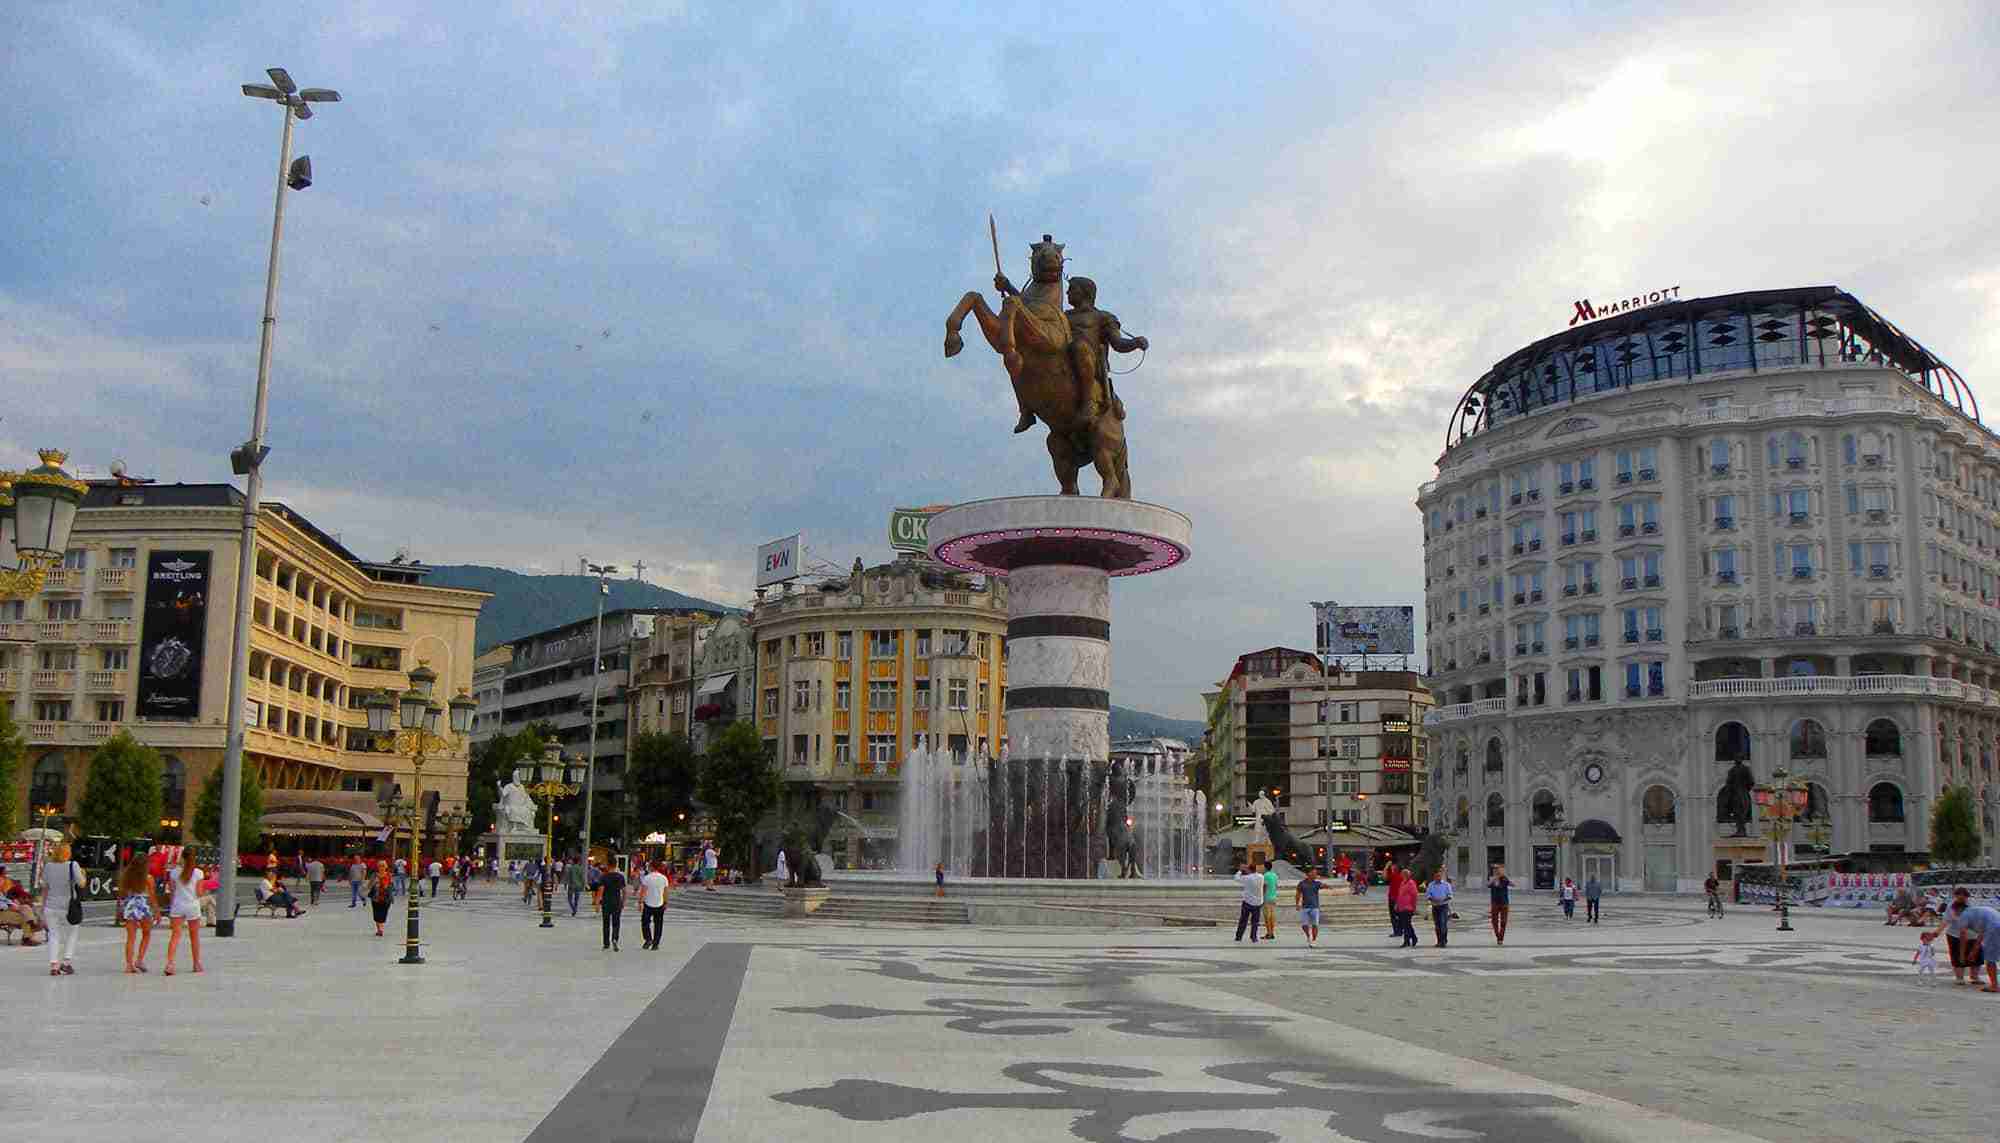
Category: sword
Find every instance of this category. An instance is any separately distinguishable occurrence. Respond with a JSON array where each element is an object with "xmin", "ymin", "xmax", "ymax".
[{"xmin": 989, "ymin": 213, "xmax": 1002, "ymax": 278}]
